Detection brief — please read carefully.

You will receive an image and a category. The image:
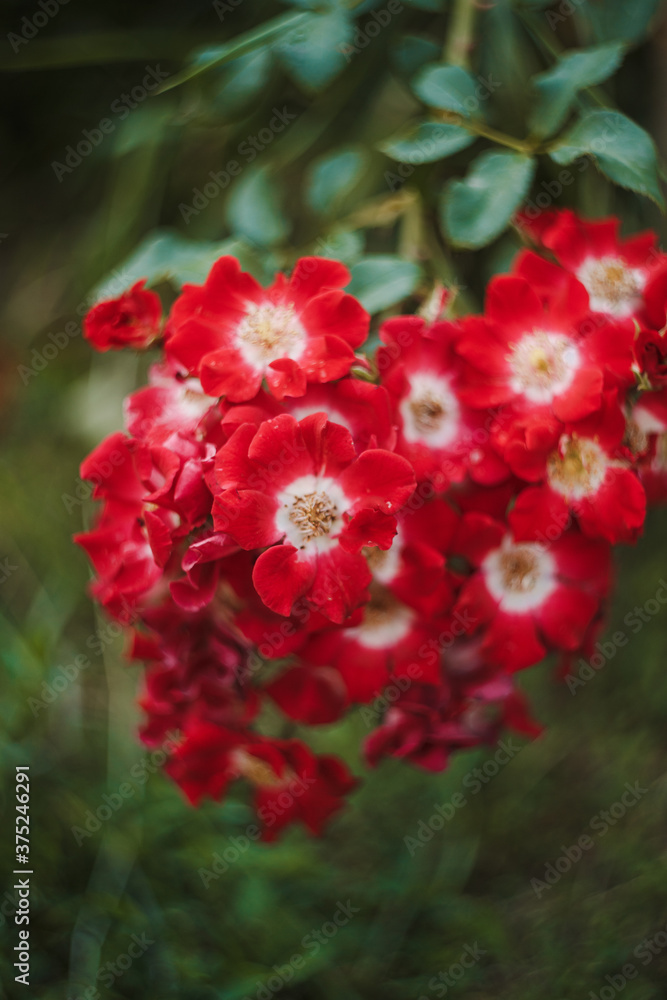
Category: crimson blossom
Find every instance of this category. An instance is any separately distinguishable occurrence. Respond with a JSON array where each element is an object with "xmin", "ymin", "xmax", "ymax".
[{"xmin": 75, "ymin": 220, "xmax": 667, "ymax": 839}]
